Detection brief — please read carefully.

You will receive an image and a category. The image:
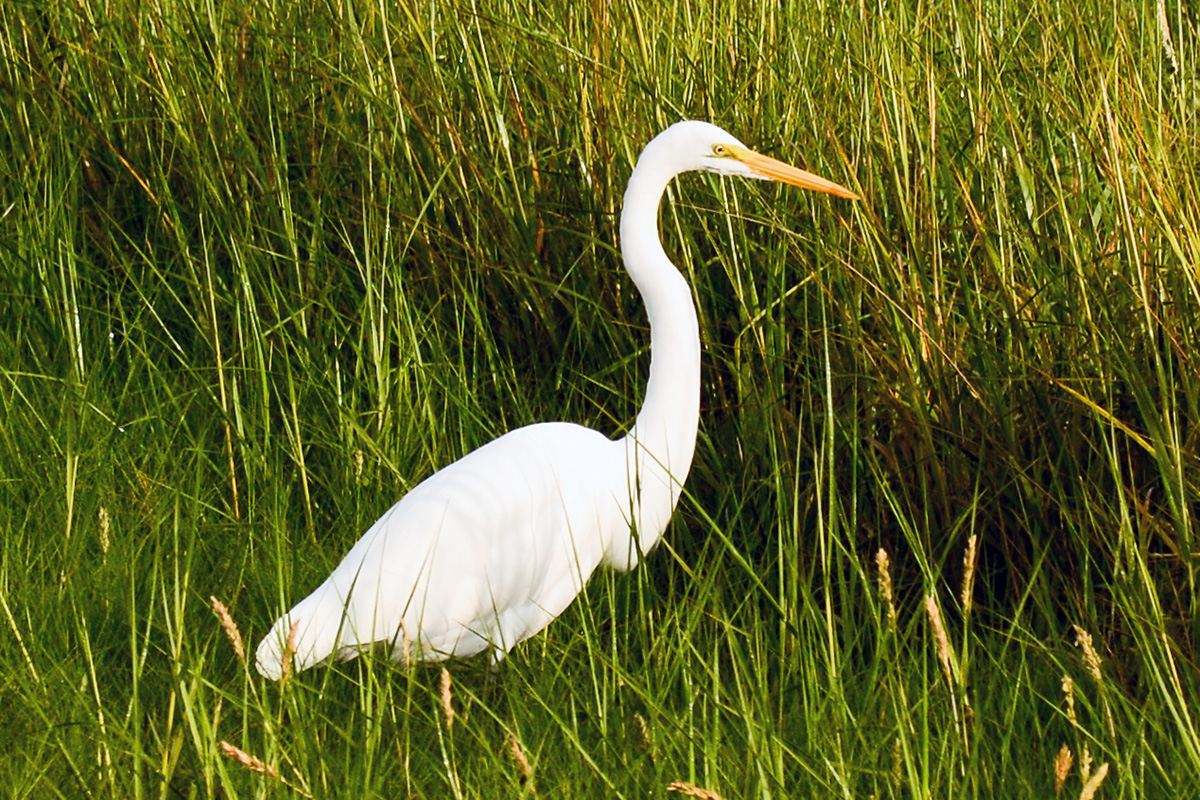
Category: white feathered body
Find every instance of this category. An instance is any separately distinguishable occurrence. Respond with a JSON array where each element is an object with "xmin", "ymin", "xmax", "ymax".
[{"xmin": 256, "ymin": 419, "xmax": 681, "ymax": 679}]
